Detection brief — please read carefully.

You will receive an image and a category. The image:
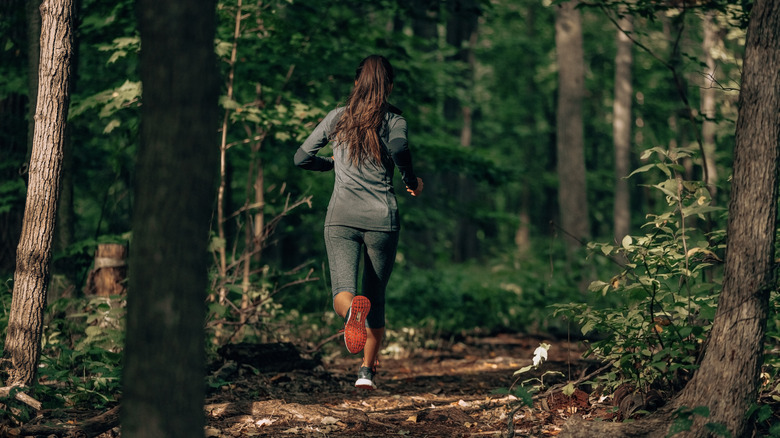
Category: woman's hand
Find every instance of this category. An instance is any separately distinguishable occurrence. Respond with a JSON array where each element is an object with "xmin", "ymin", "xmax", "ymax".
[{"xmin": 406, "ymin": 177, "xmax": 424, "ymax": 197}]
